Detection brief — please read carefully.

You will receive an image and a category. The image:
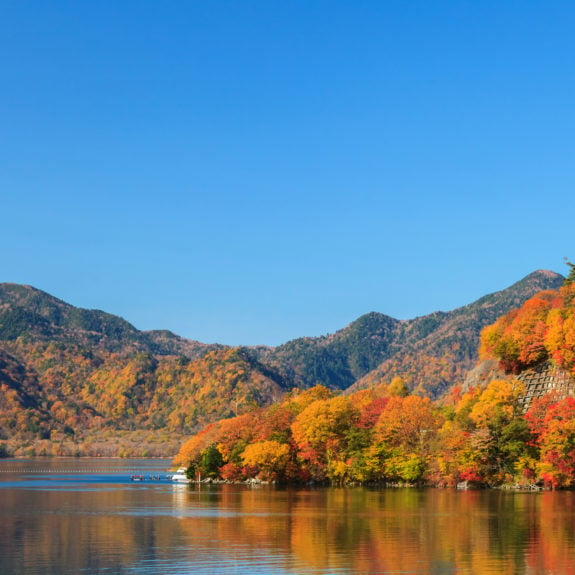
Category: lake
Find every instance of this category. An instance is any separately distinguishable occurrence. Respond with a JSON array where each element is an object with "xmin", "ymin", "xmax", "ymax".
[{"xmin": 1, "ymin": 459, "xmax": 575, "ymax": 574}]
